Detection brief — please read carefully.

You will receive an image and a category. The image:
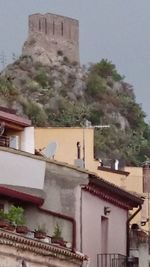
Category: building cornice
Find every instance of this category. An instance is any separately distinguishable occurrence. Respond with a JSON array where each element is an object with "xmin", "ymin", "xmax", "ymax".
[
  {"xmin": 98, "ymin": 166, "xmax": 129, "ymax": 176},
  {"xmin": 0, "ymin": 229, "xmax": 87, "ymax": 262},
  {"xmin": 0, "ymin": 186, "xmax": 44, "ymax": 206}
]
